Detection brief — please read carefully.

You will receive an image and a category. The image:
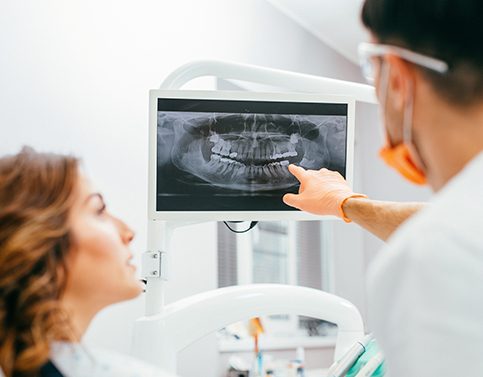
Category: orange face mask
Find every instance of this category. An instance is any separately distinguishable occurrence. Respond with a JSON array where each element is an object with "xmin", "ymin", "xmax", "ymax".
[{"xmin": 379, "ymin": 143, "xmax": 427, "ymax": 185}]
